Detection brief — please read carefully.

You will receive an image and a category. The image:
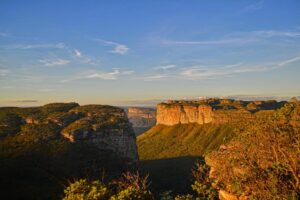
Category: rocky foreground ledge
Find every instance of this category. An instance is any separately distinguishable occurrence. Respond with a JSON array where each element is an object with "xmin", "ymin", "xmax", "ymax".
[{"xmin": 0, "ymin": 102, "xmax": 139, "ymax": 199}]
